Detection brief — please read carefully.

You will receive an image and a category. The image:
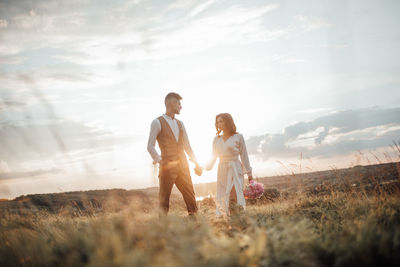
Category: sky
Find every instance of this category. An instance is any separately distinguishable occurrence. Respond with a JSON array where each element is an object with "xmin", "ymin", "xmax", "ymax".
[{"xmin": 0, "ymin": 0, "xmax": 399, "ymax": 199}]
